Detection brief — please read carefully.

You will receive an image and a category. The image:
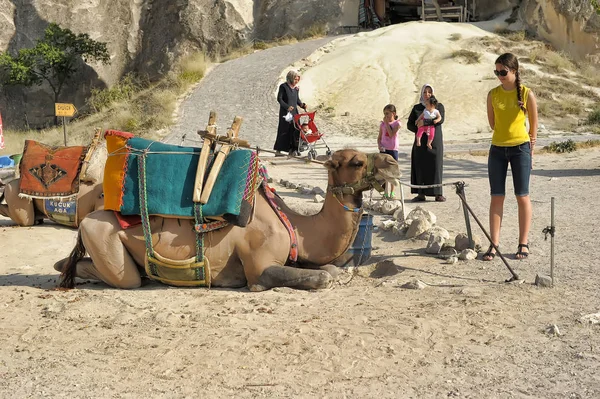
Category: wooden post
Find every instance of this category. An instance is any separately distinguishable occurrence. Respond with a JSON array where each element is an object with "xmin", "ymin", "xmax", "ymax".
[
  {"xmin": 550, "ymin": 197, "xmax": 555, "ymax": 286},
  {"xmin": 421, "ymin": 0, "xmax": 425, "ymax": 21},
  {"xmin": 200, "ymin": 116, "xmax": 243, "ymax": 204},
  {"xmin": 193, "ymin": 111, "xmax": 218, "ymax": 202},
  {"xmin": 62, "ymin": 116, "xmax": 67, "ymax": 146}
]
